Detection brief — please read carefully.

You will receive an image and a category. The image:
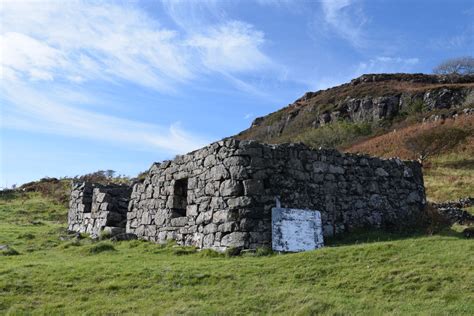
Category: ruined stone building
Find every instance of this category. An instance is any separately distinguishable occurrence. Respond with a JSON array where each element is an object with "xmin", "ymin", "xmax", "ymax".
[
  {"xmin": 68, "ymin": 139, "xmax": 425, "ymax": 251},
  {"xmin": 68, "ymin": 182, "xmax": 131, "ymax": 236}
]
